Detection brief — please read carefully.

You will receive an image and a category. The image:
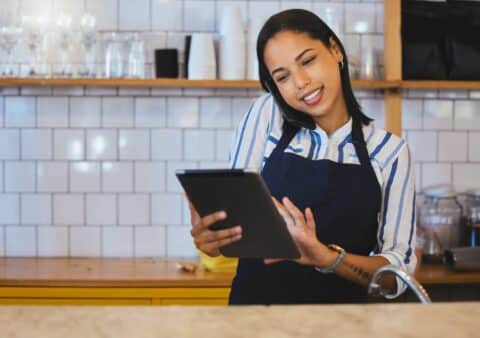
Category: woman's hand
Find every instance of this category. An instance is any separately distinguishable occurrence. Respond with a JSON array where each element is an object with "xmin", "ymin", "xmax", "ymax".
[
  {"xmin": 266, "ymin": 197, "xmax": 333, "ymax": 267},
  {"xmin": 187, "ymin": 198, "xmax": 242, "ymax": 257}
]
